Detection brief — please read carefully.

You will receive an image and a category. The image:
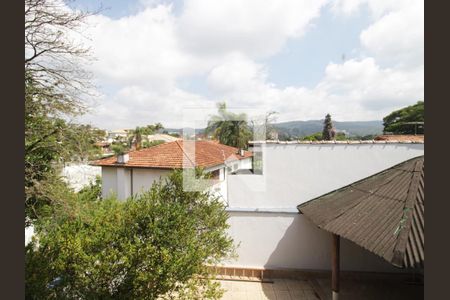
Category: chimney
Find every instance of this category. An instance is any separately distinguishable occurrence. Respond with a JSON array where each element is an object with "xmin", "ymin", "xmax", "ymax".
[
  {"xmin": 117, "ymin": 153, "xmax": 129, "ymax": 164},
  {"xmin": 239, "ymin": 149, "xmax": 245, "ymax": 156}
]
